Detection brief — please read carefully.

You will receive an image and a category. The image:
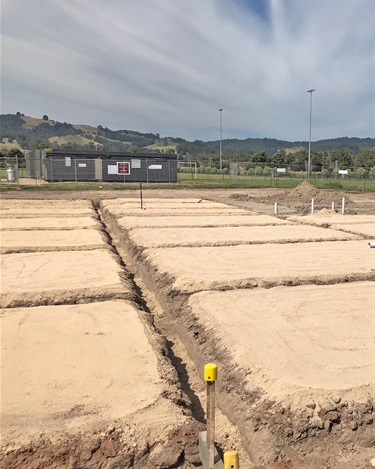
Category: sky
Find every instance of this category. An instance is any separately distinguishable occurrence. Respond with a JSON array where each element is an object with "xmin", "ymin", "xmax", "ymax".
[{"xmin": 1, "ymin": 0, "xmax": 374, "ymax": 142}]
